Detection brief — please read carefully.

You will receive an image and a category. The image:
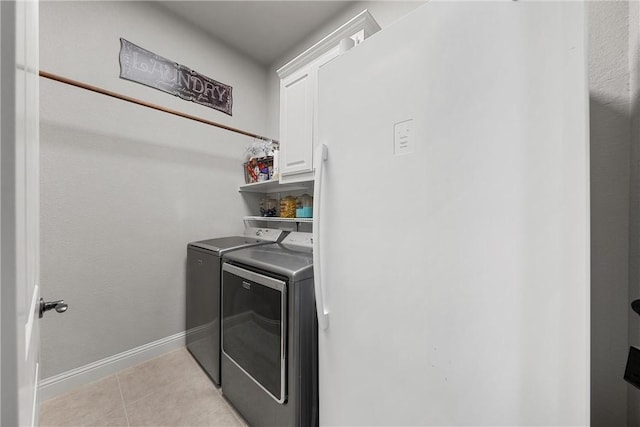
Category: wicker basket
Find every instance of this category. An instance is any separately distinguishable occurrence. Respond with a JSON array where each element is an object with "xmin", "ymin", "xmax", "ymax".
[{"xmin": 243, "ymin": 156, "xmax": 274, "ymax": 184}]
